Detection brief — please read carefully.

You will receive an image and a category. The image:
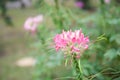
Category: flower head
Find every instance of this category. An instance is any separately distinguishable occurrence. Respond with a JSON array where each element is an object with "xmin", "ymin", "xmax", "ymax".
[
  {"xmin": 104, "ymin": 0, "xmax": 111, "ymax": 4},
  {"xmin": 75, "ymin": 1, "xmax": 84, "ymax": 8},
  {"xmin": 54, "ymin": 29, "xmax": 89, "ymax": 58},
  {"xmin": 24, "ymin": 15, "xmax": 43, "ymax": 34}
]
